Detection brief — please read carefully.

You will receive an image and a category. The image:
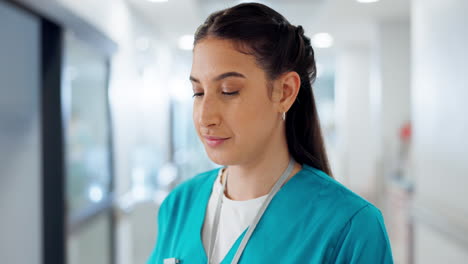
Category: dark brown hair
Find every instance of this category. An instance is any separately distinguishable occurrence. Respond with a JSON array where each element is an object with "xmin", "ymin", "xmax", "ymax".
[{"xmin": 194, "ymin": 3, "xmax": 333, "ymax": 177}]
